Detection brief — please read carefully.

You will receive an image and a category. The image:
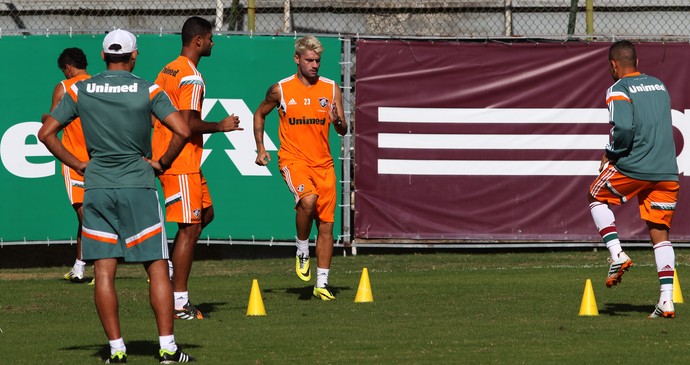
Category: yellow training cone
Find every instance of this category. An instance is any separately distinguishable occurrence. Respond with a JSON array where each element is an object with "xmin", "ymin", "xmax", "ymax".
[
  {"xmin": 578, "ymin": 278, "xmax": 598, "ymax": 316},
  {"xmin": 354, "ymin": 268, "xmax": 374, "ymax": 303},
  {"xmin": 673, "ymin": 269, "xmax": 684, "ymax": 304},
  {"xmin": 246, "ymin": 279, "xmax": 266, "ymax": 316}
]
